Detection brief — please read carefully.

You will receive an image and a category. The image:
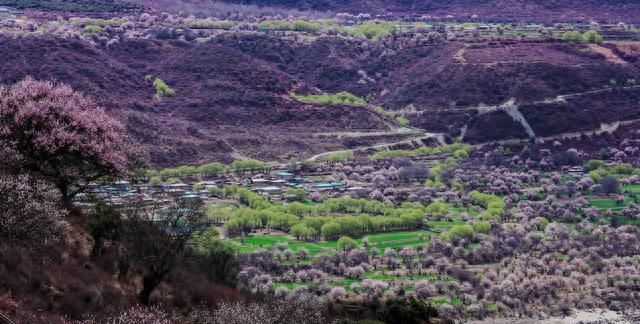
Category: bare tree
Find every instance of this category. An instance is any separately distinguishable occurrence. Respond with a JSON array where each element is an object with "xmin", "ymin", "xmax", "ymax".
[{"xmin": 121, "ymin": 198, "xmax": 205, "ymax": 305}]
